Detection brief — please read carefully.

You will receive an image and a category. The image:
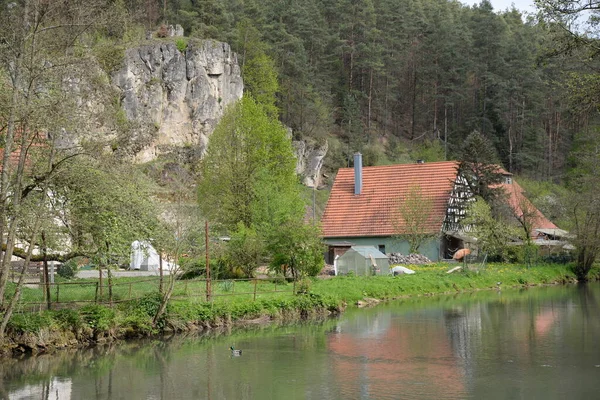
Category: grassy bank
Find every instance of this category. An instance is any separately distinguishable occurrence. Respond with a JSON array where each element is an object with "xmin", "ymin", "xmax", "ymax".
[{"xmin": 2, "ymin": 262, "xmax": 599, "ymax": 356}]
